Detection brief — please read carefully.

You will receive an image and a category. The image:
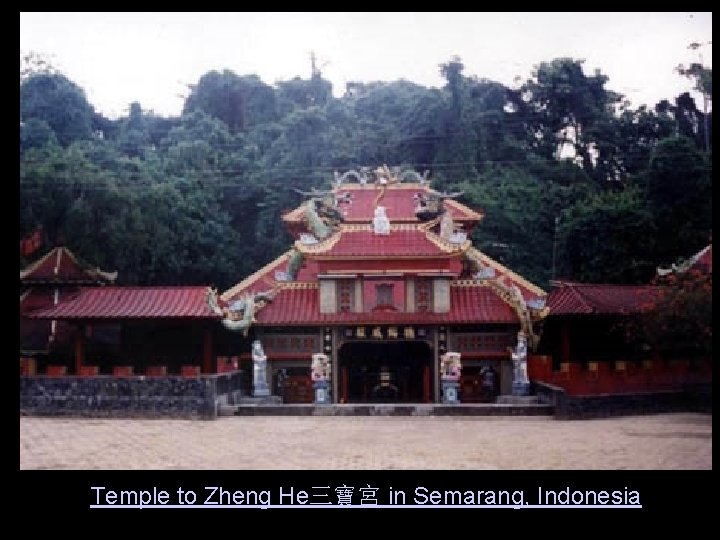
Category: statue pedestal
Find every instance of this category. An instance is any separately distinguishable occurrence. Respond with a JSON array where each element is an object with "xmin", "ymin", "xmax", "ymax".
[
  {"xmin": 497, "ymin": 394, "xmax": 538, "ymax": 405},
  {"xmin": 313, "ymin": 380, "xmax": 331, "ymax": 404},
  {"xmin": 239, "ymin": 395, "xmax": 281, "ymax": 405},
  {"xmin": 253, "ymin": 381, "xmax": 270, "ymax": 397},
  {"xmin": 253, "ymin": 359, "xmax": 270, "ymax": 397},
  {"xmin": 512, "ymin": 381, "xmax": 530, "ymax": 396},
  {"xmin": 441, "ymin": 379, "xmax": 460, "ymax": 404}
]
